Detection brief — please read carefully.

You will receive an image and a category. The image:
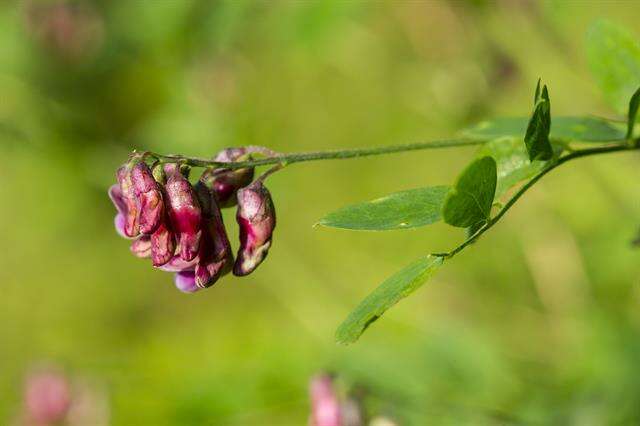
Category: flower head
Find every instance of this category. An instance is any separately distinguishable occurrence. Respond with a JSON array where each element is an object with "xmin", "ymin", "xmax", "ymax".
[{"xmin": 110, "ymin": 147, "xmax": 280, "ymax": 292}]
